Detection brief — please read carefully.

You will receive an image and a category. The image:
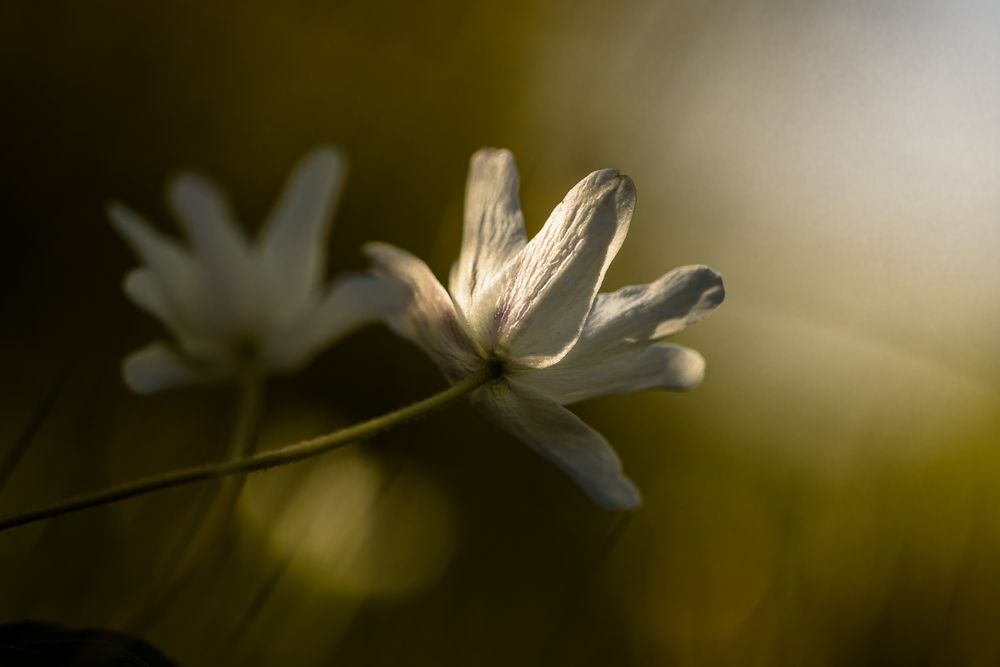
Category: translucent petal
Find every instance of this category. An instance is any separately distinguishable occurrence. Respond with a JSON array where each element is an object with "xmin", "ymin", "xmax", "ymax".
[
  {"xmin": 516, "ymin": 343, "xmax": 705, "ymax": 405},
  {"xmin": 473, "ymin": 170, "xmax": 635, "ymax": 368},
  {"xmin": 474, "ymin": 380, "xmax": 642, "ymax": 510},
  {"xmin": 364, "ymin": 242, "xmax": 481, "ymax": 382},
  {"xmin": 573, "ymin": 265, "xmax": 725, "ymax": 360},
  {"xmin": 449, "ymin": 148, "xmax": 527, "ymax": 318}
]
